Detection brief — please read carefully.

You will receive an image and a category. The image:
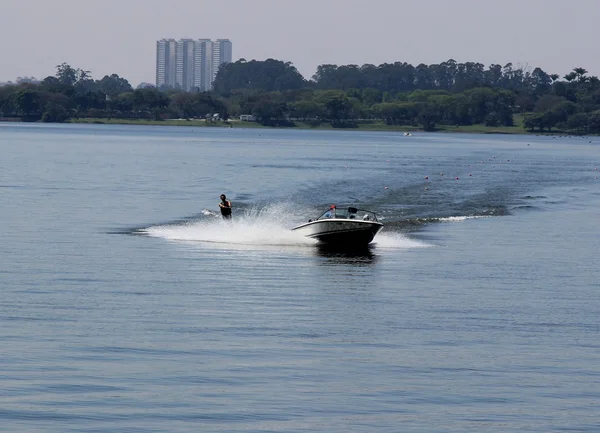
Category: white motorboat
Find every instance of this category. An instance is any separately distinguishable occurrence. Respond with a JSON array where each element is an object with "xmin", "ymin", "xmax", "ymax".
[{"xmin": 292, "ymin": 205, "xmax": 384, "ymax": 247}]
